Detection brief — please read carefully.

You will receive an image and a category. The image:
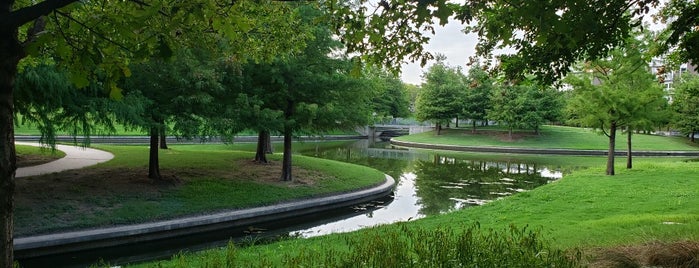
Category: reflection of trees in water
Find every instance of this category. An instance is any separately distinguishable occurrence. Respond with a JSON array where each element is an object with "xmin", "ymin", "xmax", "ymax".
[
  {"xmin": 296, "ymin": 141, "xmax": 411, "ymax": 181},
  {"xmin": 414, "ymin": 155, "xmax": 557, "ymax": 216}
]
